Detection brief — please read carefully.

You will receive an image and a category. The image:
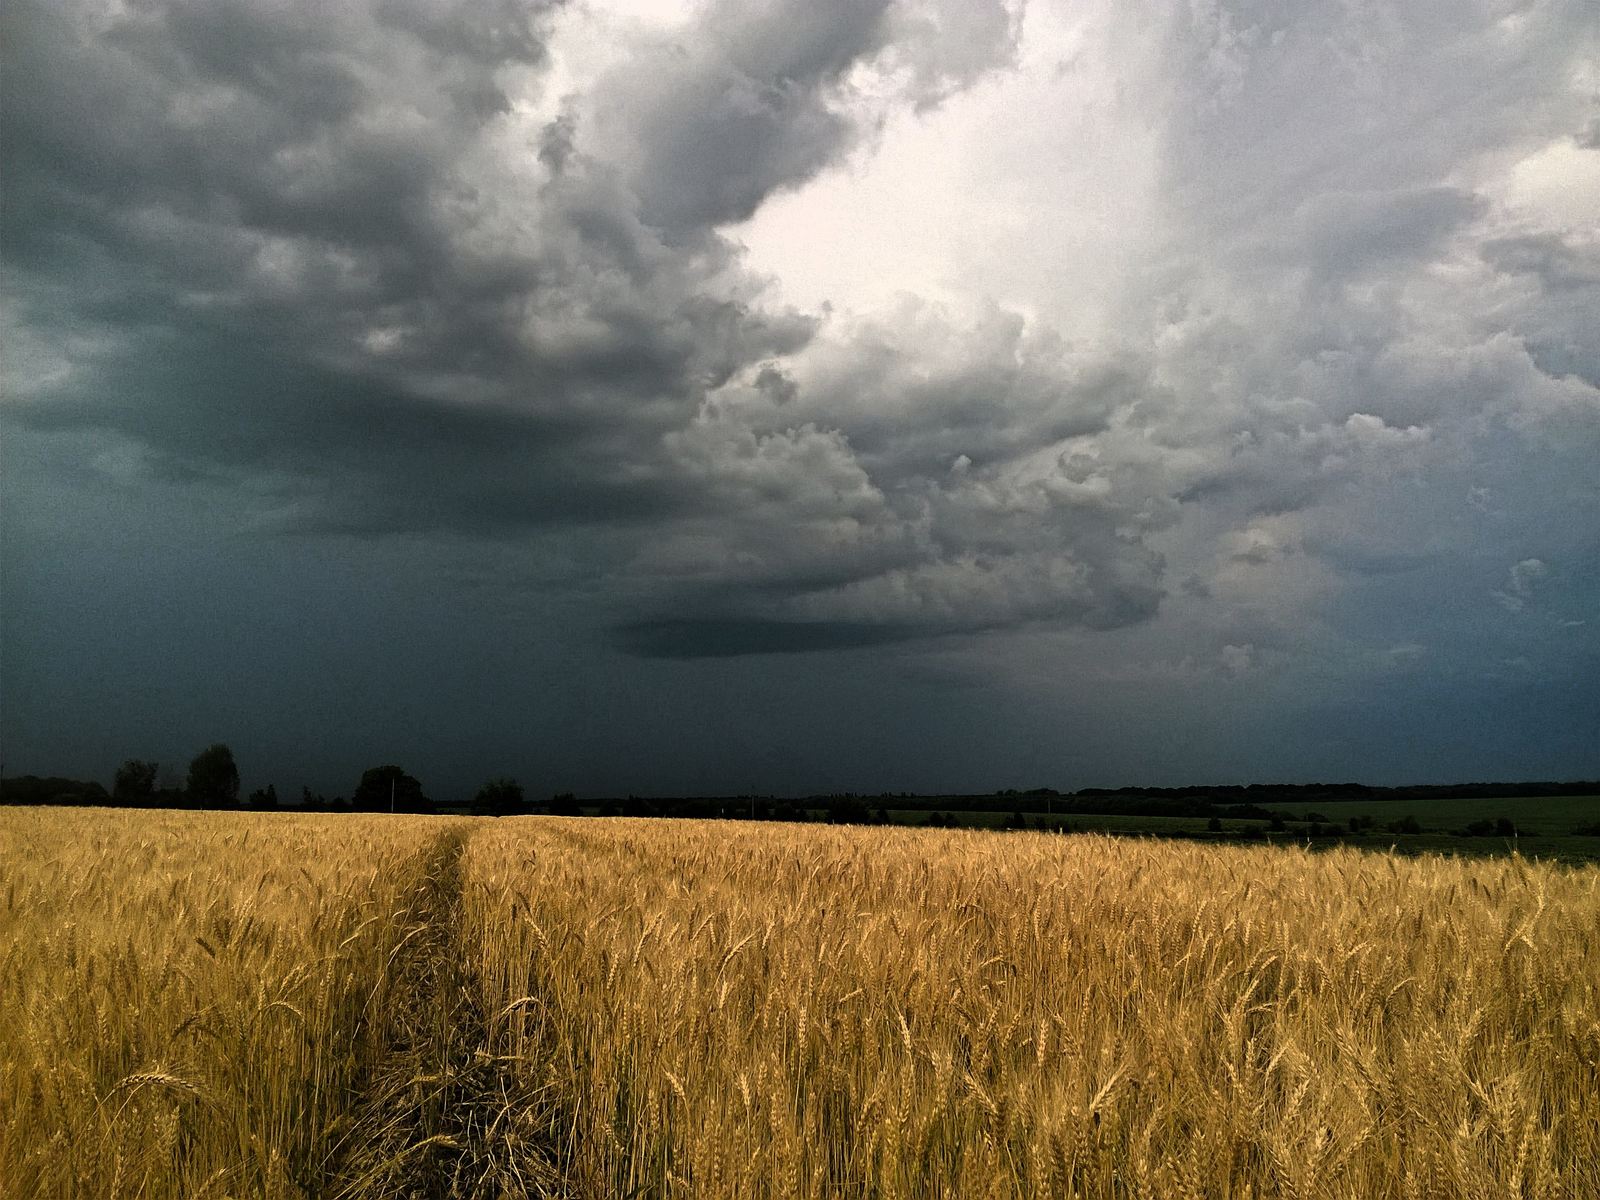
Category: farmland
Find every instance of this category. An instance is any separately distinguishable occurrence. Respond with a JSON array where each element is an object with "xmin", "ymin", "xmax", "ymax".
[
  {"xmin": 0, "ymin": 808, "xmax": 454, "ymax": 1198},
  {"xmin": 568, "ymin": 792, "xmax": 1600, "ymax": 864},
  {"xmin": 5, "ymin": 809, "xmax": 1599, "ymax": 1198}
]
